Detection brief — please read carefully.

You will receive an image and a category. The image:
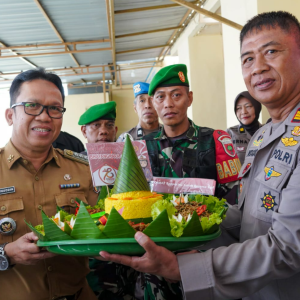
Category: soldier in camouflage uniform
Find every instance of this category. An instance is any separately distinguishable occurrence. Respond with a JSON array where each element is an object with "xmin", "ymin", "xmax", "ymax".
[{"xmin": 135, "ymin": 64, "xmax": 240, "ymax": 299}]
